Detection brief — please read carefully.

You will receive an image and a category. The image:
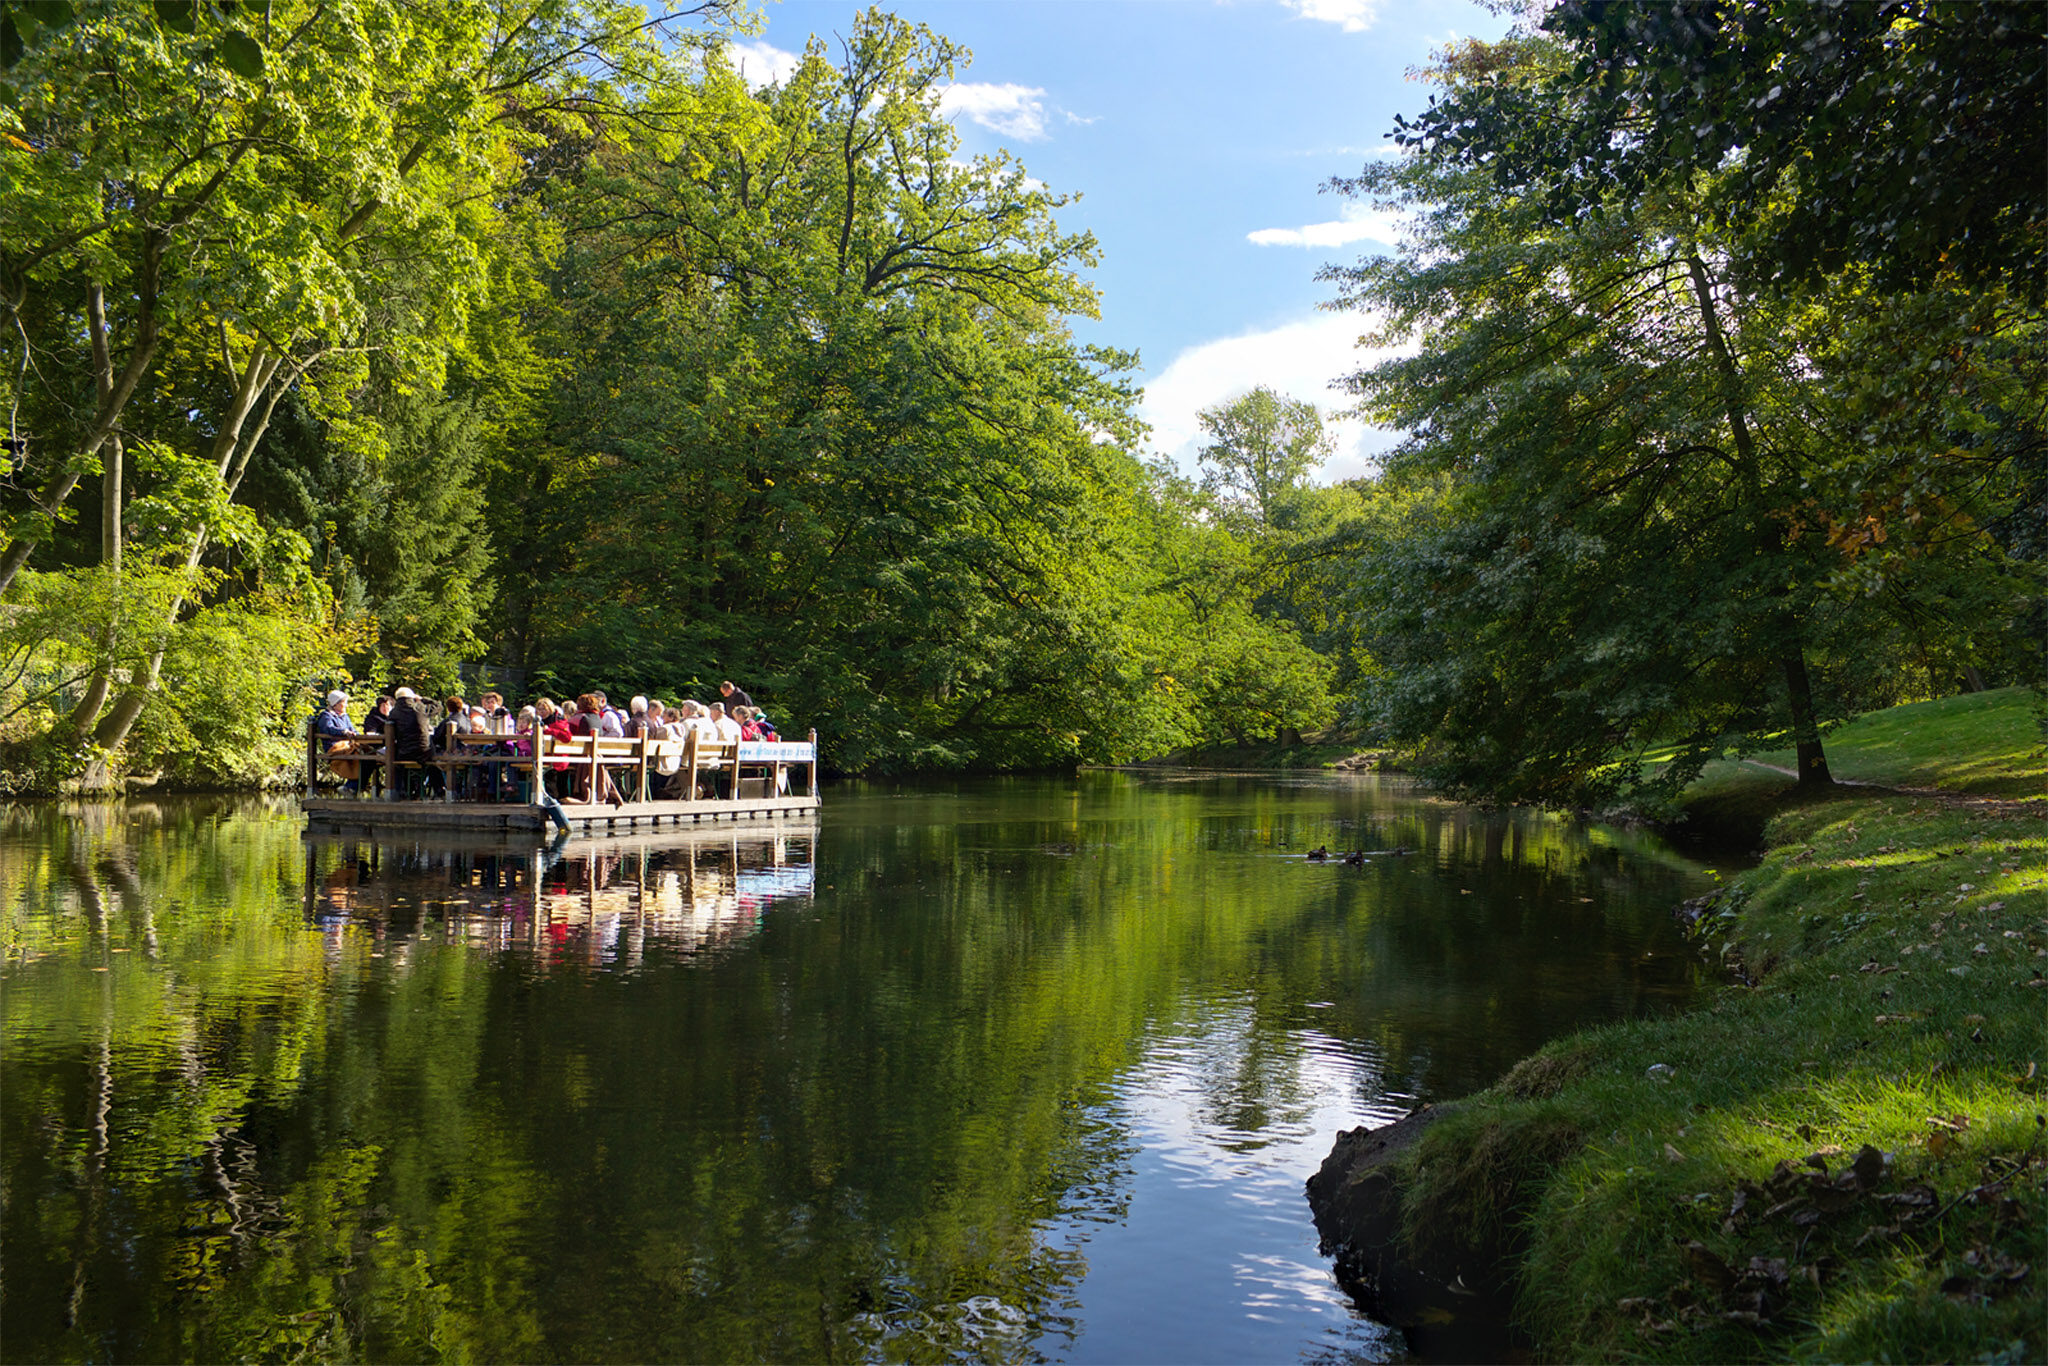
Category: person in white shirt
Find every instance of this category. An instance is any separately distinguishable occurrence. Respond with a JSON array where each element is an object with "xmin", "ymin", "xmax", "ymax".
[
  {"xmin": 708, "ymin": 702, "xmax": 743, "ymax": 743},
  {"xmin": 669, "ymin": 700, "xmax": 715, "ymax": 742}
]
